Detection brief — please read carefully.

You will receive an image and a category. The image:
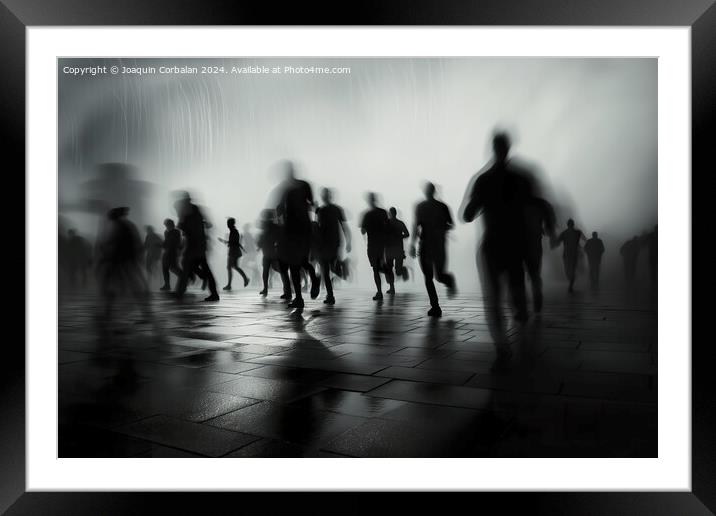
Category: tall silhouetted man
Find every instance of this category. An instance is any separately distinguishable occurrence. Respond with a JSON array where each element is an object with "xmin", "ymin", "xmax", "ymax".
[
  {"xmin": 386, "ymin": 207, "xmax": 410, "ymax": 286},
  {"xmin": 410, "ymin": 182, "xmax": 456, "ymax": 317},
  {"xmin": 96, "ymin": 207, "xmax": 150, "ymax": 321},
  {"xmin": 316, "ymin": 188, "xmax": 351, "ymax": 305},
  {"xmin": 554, "ymin": 219, "xmax": 586, "ymax": 293},
  {"xmin": 360, "ymin": 192, "xmax": 393, "ymax": 301},
  {"xmin": 160, "ymin": 218, "xmax": 182, "ymax": 291},
  {"xmin": 275, "ymin": 161, "xmax": 319, "ymax": 311},
  {"xmin": 174, "ymin": 192, "xmax": 219, "ymax": 302},
  {"xmin": 218, "ymin": 217, "xmax": 250, "ymax": 291},
  {"xmin": 461, "ymin": 131, "xmax": 537, "ymax": 356},
  {"xmin": 584, "ymin": 231, "xmax": 605, "ymax": 290}
]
